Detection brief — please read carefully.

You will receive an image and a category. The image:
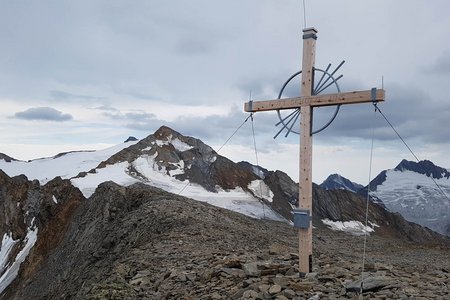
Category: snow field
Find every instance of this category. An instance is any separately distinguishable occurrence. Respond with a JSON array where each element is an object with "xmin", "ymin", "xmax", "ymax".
[
  {"xmin": 0, "ymin": 141, "xmax": 138, "ymax": 184},
  {"xmin": 322, "ymin": 218, "xmax": 376, "ymax": 236}
]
